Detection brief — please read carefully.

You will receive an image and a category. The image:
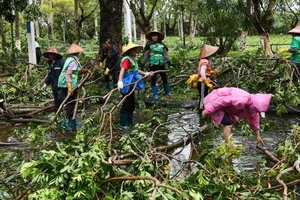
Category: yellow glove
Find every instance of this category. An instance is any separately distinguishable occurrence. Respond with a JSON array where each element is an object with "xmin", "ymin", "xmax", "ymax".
[
  {"xmin": 99, "ymin": 62, "xmax": 103, "ymax": 69},
  {"xmin": 187, "ymin": 74, "xmax": 199, "ymax": 89},
  {"xmin": 280, "ymin": 55, "xmax": 290, "ymax": 62},
  {"xmin": 283, "ymin": 55, "xmax": 290, "ymax": 60},
  {"xmin": 104, "ymin": 67, "xmax": 110, "ymax": 75},
  {"xmin": 191, "ymin": 81, "xmax": 198, "ymax": 89},
  {"xmin": 67, "ymin": 82, "xmax": 72, "ymax": 96},
  {"xmin": 186, "ymin": 74, "xmax": 199, "ymax": 84},
  {"xmin": 203, "ymin": 79, "xmax": 213, "ymax": 90},
  {"xmin": 210, "ymin": 70, "xmax": 220, "ymax": 75},
  {"xmin": 276, "ymin": 48, "xmax": 289, "ymax": 54}
]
